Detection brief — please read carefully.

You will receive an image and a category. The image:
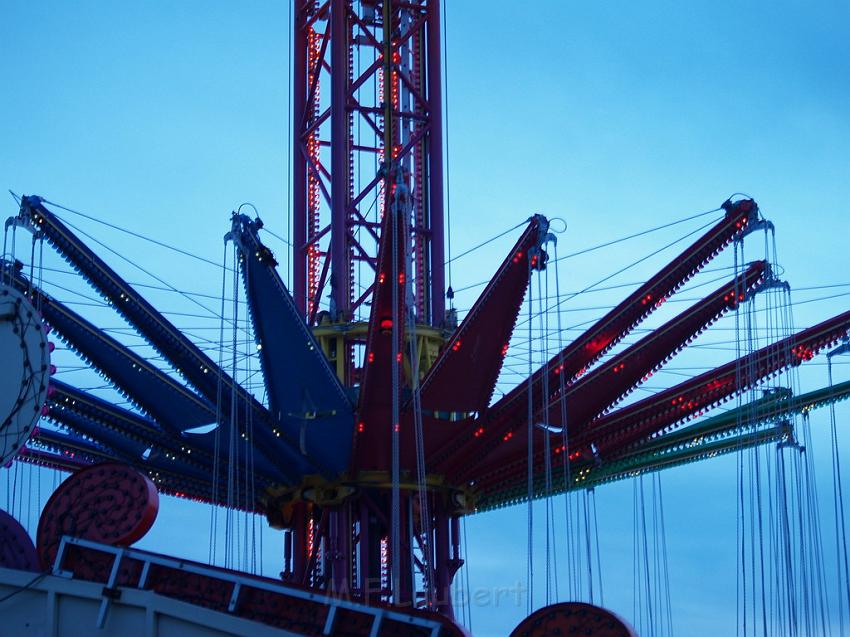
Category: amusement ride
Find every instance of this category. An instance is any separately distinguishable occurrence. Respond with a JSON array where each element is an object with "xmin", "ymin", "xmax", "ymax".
[{"xmin": 1, "ymin": 2, "xmax": 849, "ymax": 636}]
